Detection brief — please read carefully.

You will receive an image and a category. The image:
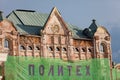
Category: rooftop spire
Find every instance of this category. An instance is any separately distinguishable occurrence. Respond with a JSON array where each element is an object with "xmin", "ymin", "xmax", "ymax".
[
  {"xmin": 92, "ymin": 19, "xmax": 96, "ymax": 23},
  {"xmin": 83, "ymin": 19, "xmax": 98, "ymax": 38},
  {"xmin": 89, "ymin": 19, "xmax": 97, "ymax": 30}
]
